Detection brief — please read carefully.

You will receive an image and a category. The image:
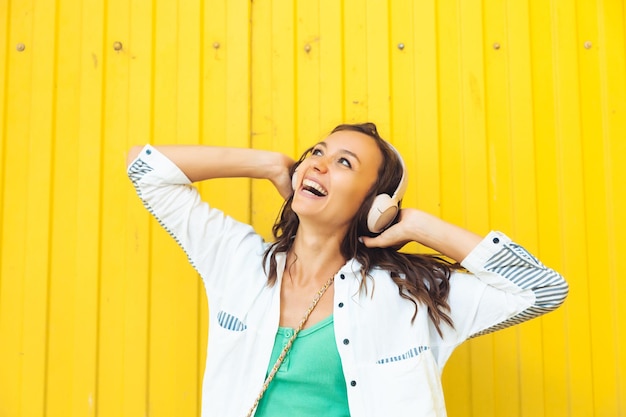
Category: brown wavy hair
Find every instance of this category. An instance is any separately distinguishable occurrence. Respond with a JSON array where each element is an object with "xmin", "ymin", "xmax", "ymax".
[{"xmin": 262, "ymin": 122, "xmax": 456, "ymax": 335}]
